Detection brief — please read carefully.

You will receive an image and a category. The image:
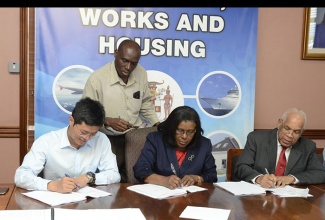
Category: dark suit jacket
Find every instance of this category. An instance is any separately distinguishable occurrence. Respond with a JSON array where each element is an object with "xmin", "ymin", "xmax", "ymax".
[
  {"xmin": 133, "ymin": 131, "xmax": 218, "ymax": 183},
  {"xmin": 234, "ymin": 128, "xmax": 325, "ymax": 185}
]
